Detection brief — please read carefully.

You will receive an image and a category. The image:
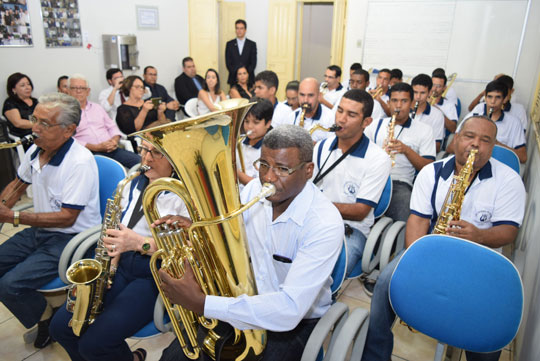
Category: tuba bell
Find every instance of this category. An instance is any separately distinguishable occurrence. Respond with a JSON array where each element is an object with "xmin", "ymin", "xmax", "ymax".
[{"xmin": 131, "ymin": 102, "xmax": 272, "ymax": 360}]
